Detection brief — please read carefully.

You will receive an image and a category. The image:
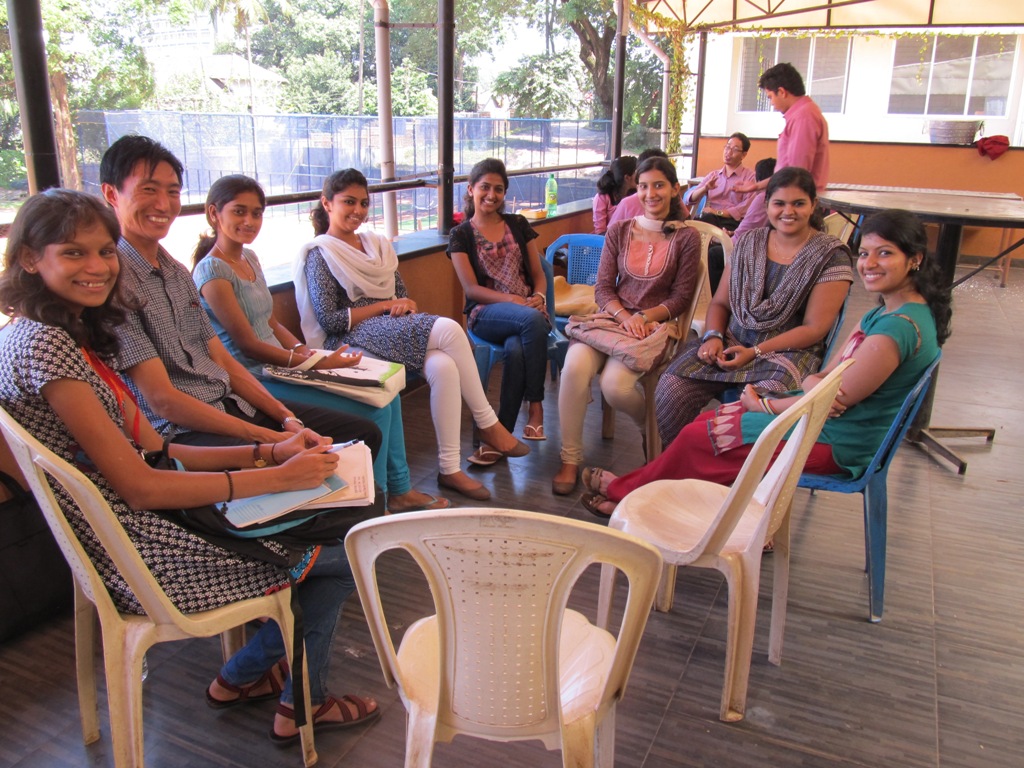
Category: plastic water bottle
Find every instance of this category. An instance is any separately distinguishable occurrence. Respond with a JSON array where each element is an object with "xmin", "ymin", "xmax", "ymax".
[{"xmin": 545, "ymin": 174, "xmax": 558, "ymax": 217}]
